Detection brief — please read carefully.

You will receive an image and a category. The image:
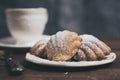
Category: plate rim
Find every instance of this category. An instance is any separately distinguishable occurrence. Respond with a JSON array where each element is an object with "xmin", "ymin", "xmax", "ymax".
[{"xmin": 25, "ymin": 52, "xmax": 116, "ymax": 67}]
